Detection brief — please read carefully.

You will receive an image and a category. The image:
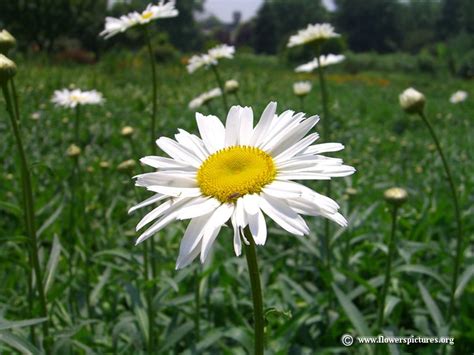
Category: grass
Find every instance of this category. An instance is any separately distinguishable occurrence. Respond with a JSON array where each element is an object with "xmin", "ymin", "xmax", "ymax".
[{"xmin": 1, "ymin": 51, "xmax": 473, "ymax": 353}]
